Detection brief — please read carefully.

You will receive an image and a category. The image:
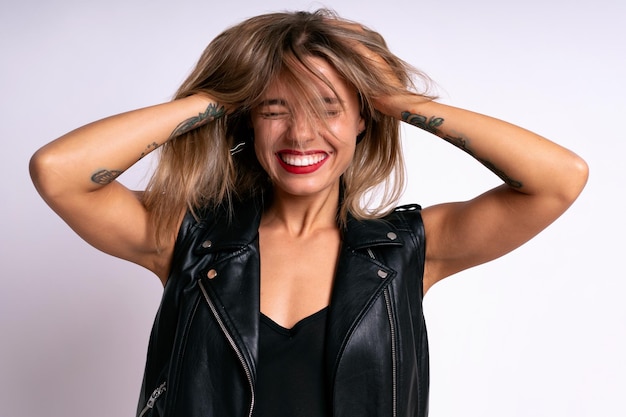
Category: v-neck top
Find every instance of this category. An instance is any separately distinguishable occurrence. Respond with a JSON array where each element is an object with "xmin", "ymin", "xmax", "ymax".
[{"xmin": 253, "ymin": 307, "xmax": 329, "ymax": 417}]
